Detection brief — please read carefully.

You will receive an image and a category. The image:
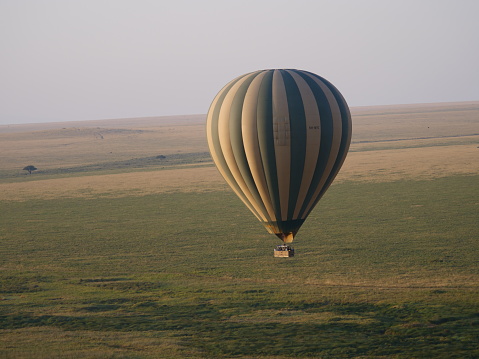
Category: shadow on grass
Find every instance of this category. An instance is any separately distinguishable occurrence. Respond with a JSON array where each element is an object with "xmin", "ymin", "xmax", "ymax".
[{"xmin": 2, "ymin": 300, "xmax": 479, "ymax": 358}]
